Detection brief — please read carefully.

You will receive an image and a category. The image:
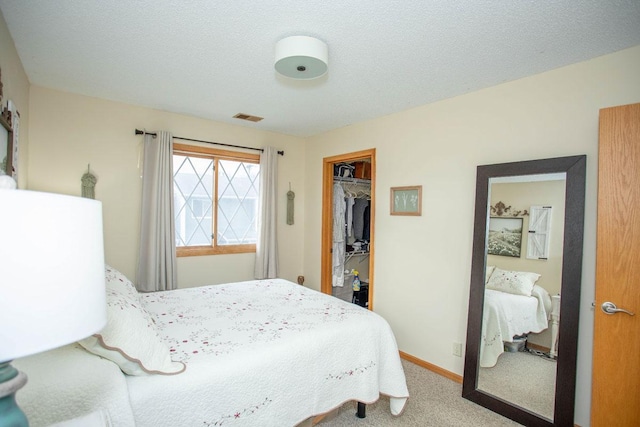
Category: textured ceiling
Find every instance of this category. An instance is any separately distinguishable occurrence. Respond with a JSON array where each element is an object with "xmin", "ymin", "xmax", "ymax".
[{"xmin": 1, "ymin": 1, "xmax": 639, "ymax": 137}]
